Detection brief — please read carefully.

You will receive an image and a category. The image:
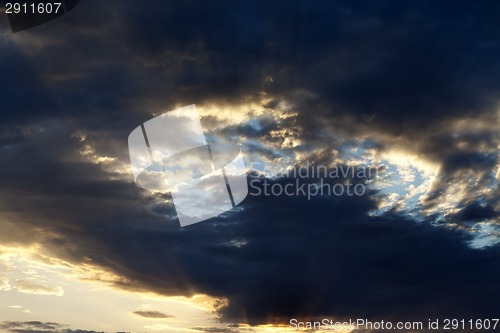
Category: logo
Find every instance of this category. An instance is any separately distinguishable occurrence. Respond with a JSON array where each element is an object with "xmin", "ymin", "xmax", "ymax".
[
  {"xmin": 4, "ymin": 0, "xmax": 80, "ymax": 33},
  {"xmin": 128, "ymin": 105, "xmax": 248, "ymax": 227}
]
